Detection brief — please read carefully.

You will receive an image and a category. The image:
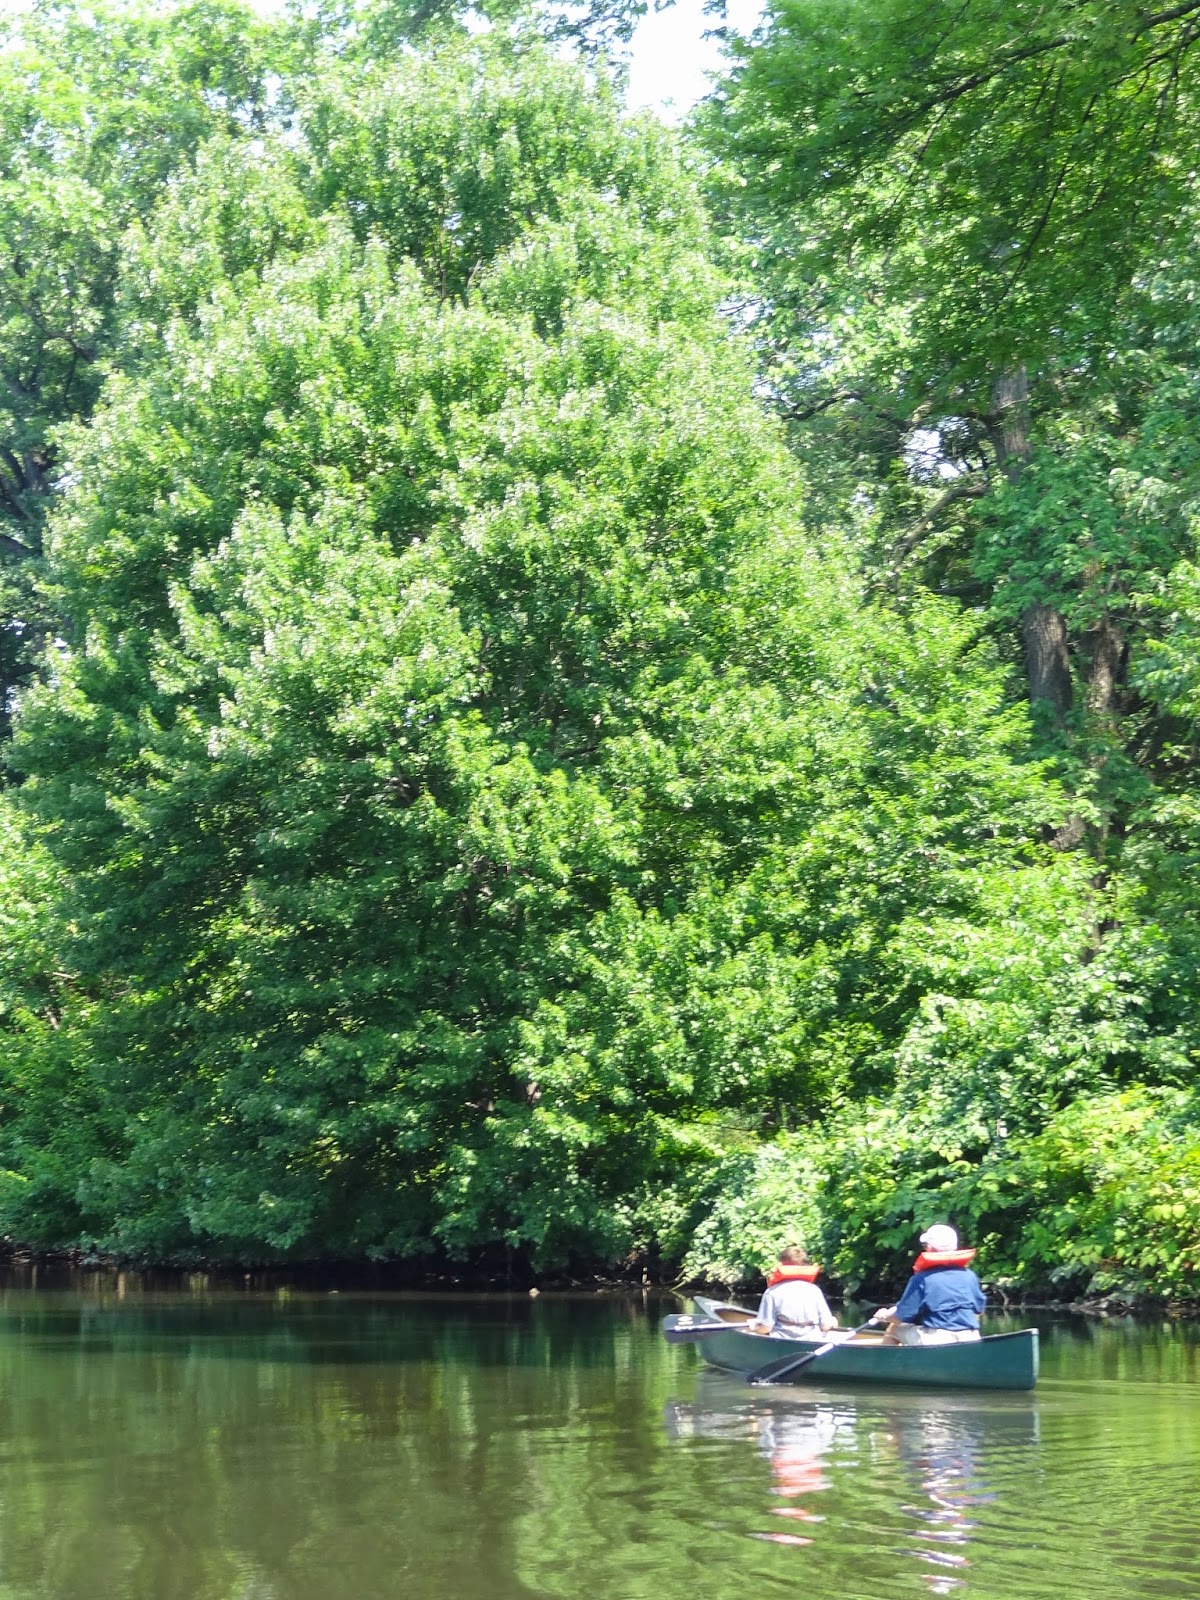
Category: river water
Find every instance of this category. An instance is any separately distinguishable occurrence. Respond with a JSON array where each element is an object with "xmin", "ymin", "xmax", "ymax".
[{"xmin": 0, "ymin": 1277, "xmax": 1197, "ymax": 1600}]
